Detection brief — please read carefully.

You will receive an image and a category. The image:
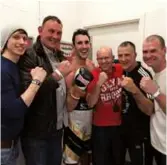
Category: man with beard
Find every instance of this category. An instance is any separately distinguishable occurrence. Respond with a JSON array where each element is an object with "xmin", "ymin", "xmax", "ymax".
[{"xmin": 63, "ymin": 29, "xmax": 95, "ymax": 165}]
